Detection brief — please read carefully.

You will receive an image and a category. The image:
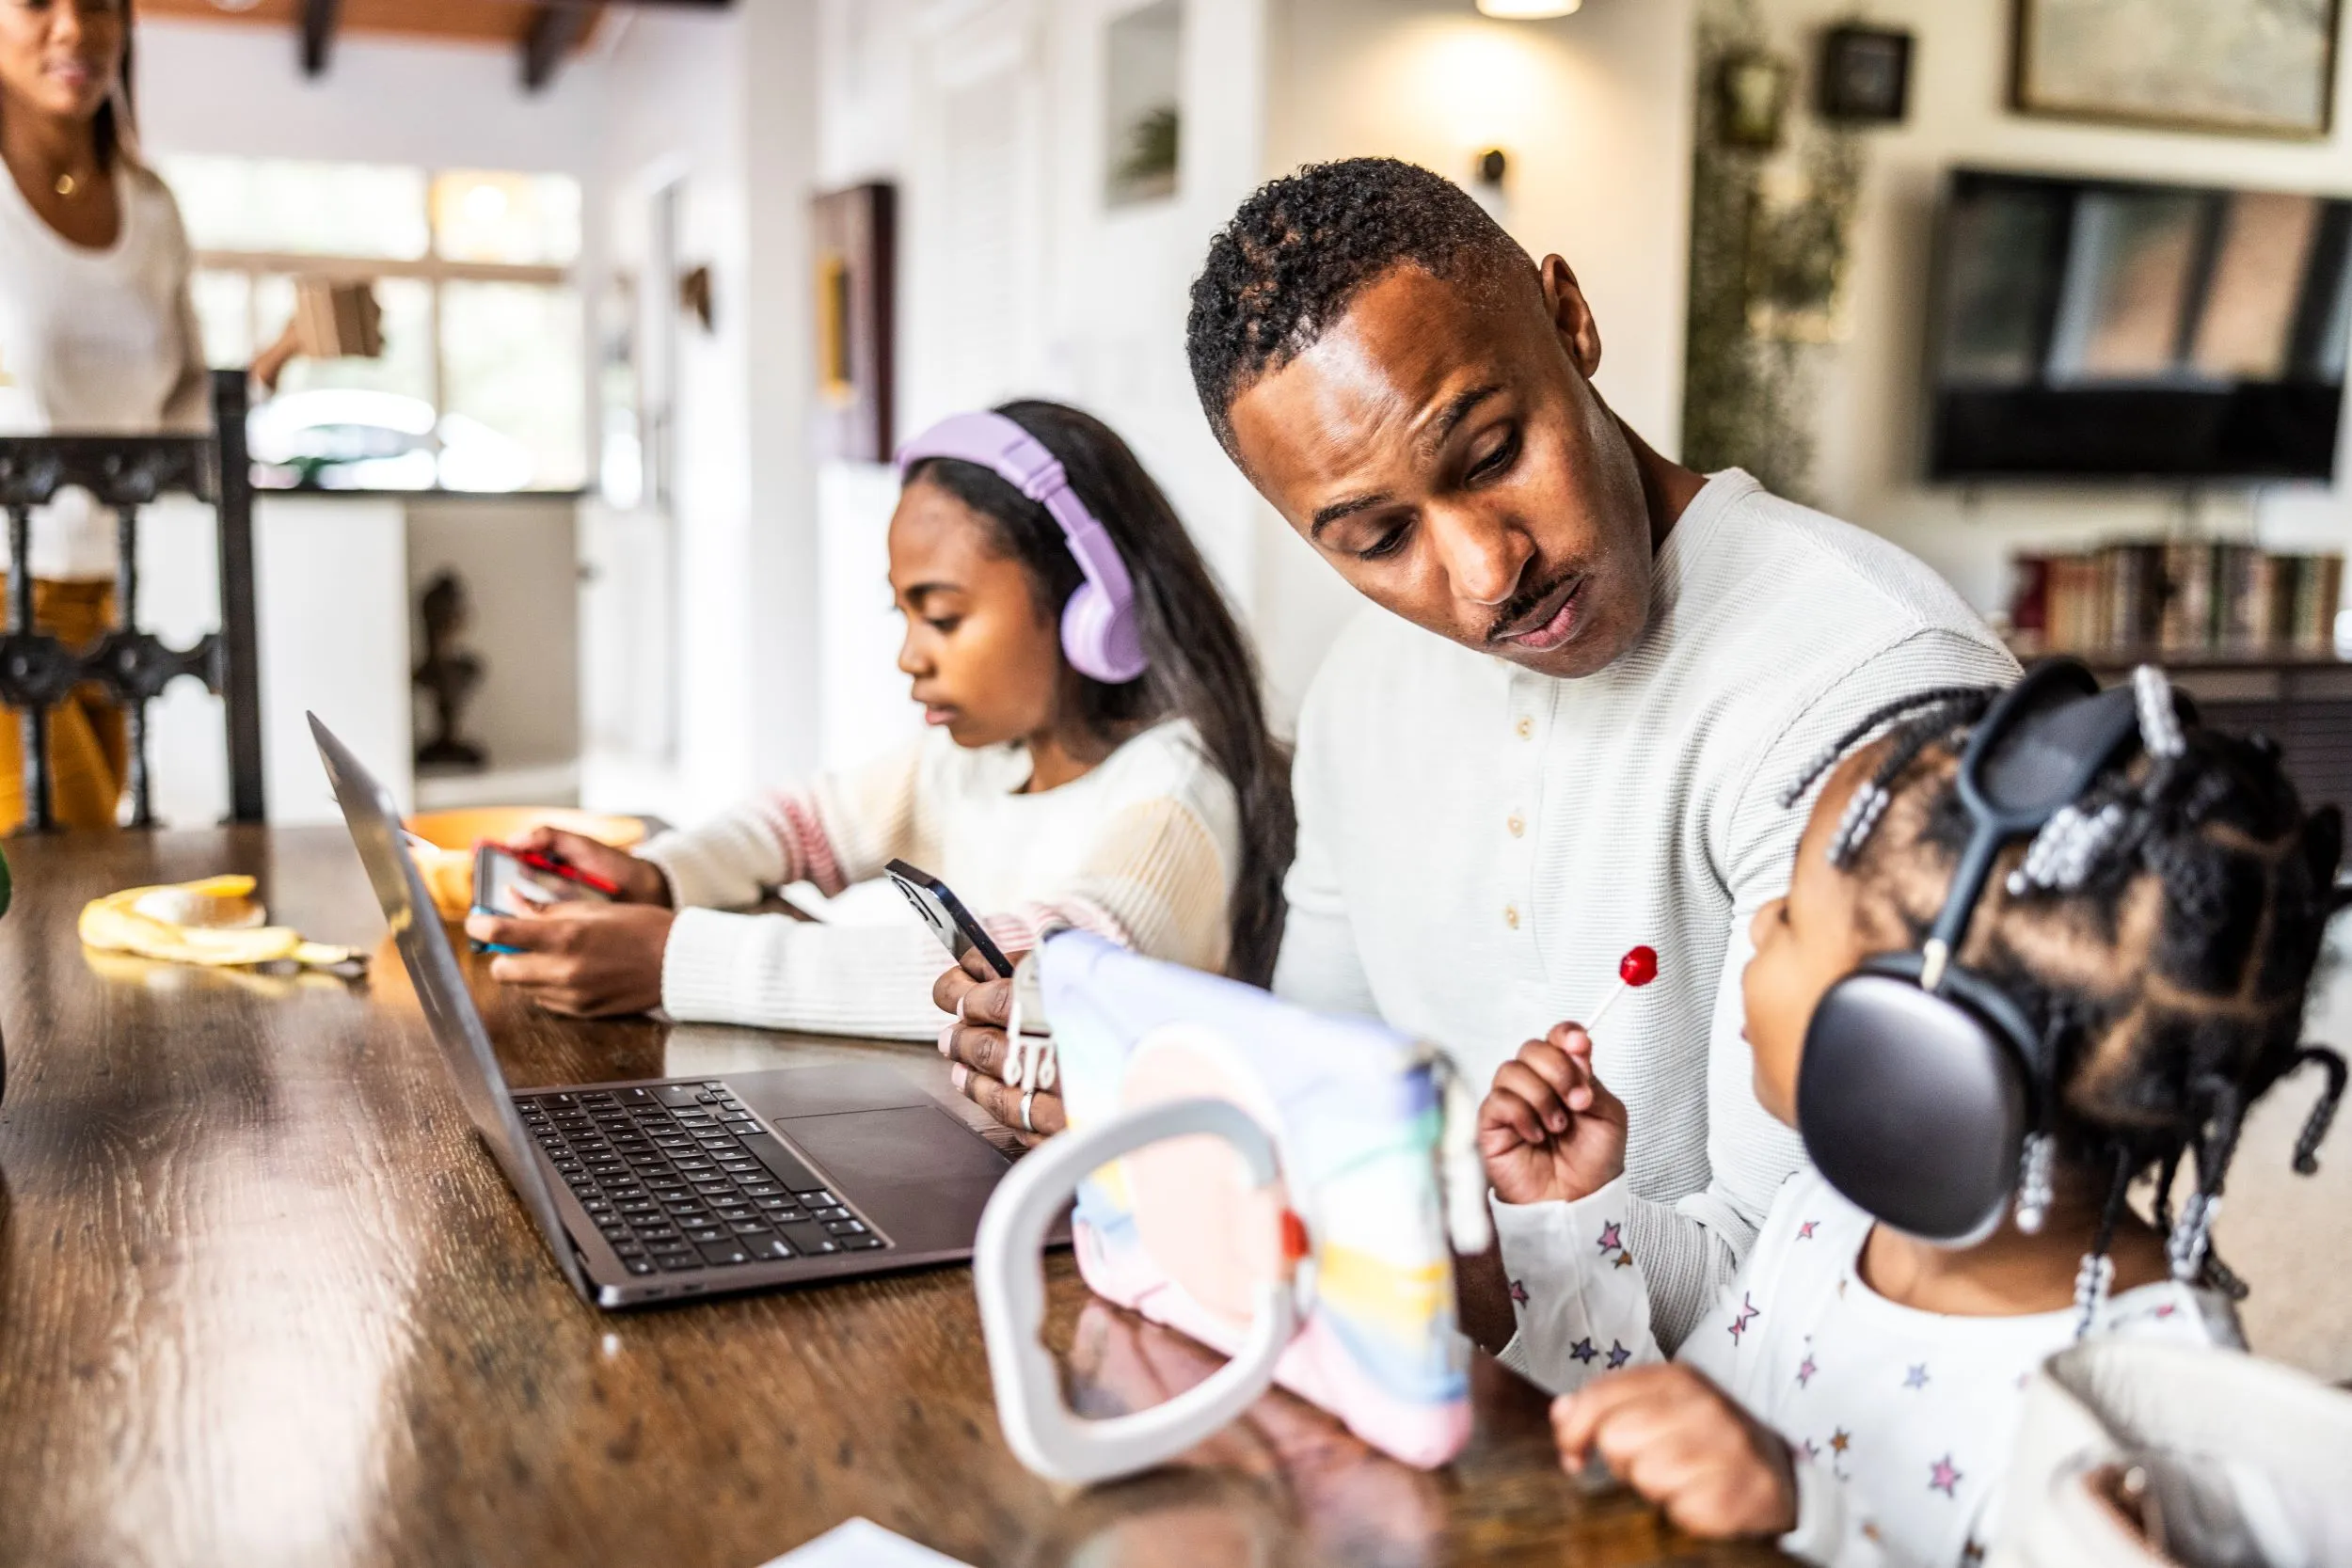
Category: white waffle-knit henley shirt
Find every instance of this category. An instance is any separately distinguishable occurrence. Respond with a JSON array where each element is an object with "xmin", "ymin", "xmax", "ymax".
[{"xmin": 1271, "ymin": 469, "xmax": 2018, "ymax": 1354}]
